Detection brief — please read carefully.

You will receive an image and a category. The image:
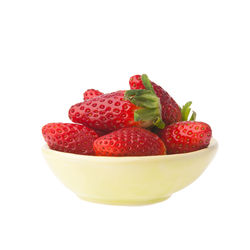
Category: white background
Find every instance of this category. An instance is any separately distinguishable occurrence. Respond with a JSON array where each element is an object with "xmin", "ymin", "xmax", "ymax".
[{"xmin": 0, "ymin": 0, "xmax": 249, "ymax": 249}]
